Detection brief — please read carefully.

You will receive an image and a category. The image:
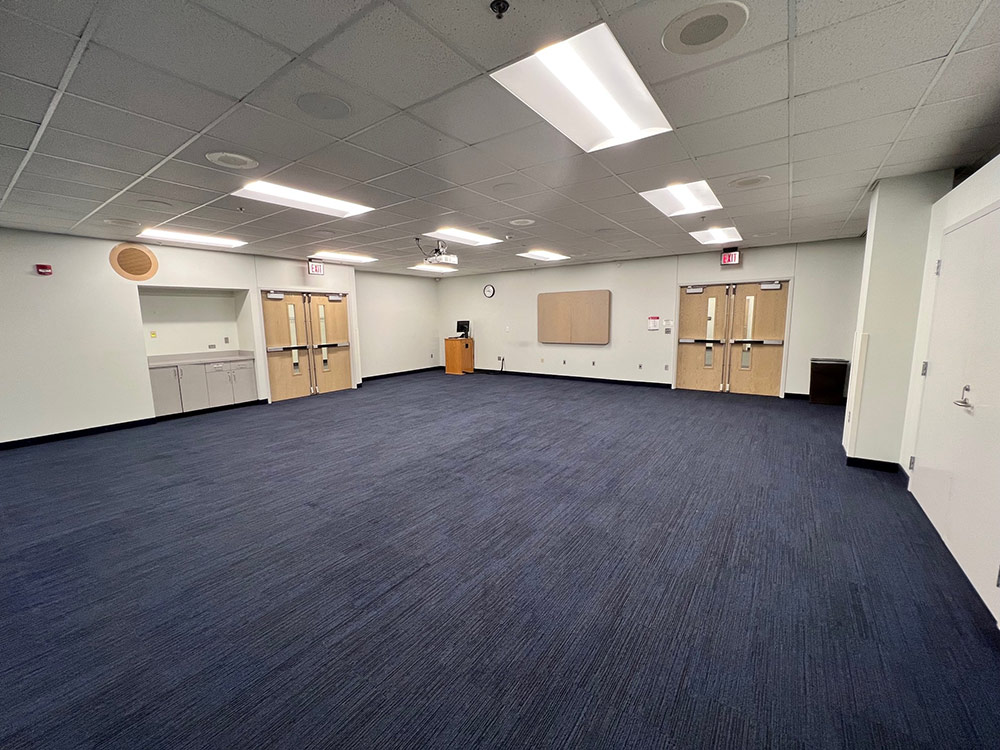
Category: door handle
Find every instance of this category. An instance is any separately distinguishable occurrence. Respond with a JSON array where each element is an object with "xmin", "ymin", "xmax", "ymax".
[{"xmin": 953, "ymin": 384, "xmax": 973, "ymax": 409}]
